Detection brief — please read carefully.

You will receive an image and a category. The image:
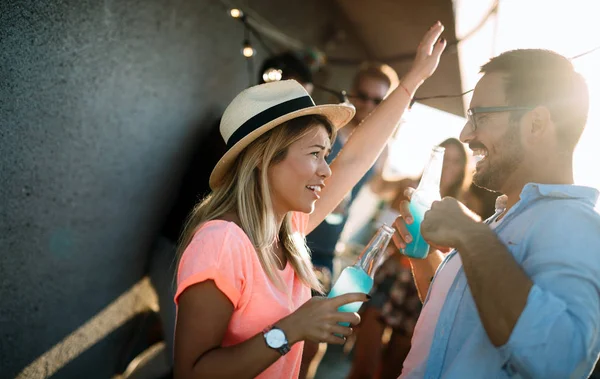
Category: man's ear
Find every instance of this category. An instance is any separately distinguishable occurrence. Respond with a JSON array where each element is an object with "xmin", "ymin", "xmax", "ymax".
[
  {"xmin": 522, "ymin": 105, "xmax": 554, "ymax": 149},
  {"xmin": 529, "ymin": 106, "xmax": 552, "ymax": 137}
]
